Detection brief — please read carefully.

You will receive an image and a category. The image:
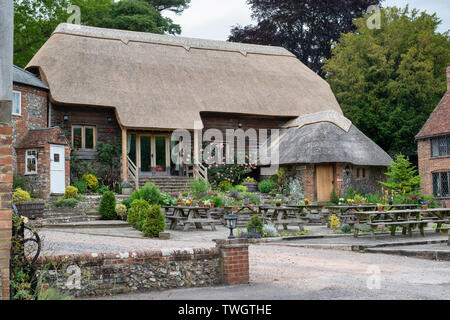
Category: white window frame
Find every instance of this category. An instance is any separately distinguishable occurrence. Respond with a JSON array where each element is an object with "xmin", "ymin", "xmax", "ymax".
[
  {"xmin": 12, "ymin": 90, "xmax": 22, "ymax": 116},
  {"xmin": 25, "ymin": 149, "xmax": 38, "ymax": 175}
]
